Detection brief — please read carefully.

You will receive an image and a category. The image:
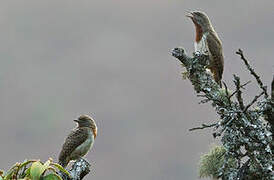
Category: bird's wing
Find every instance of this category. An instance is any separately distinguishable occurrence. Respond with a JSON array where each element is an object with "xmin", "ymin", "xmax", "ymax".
[
  {"xmin": 206, "ymin": 31, "xmax": 224, "ymax": 84},
  {"xmin": 58, "ymin": 128, "xmax": 89, "ymax": 165}
]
